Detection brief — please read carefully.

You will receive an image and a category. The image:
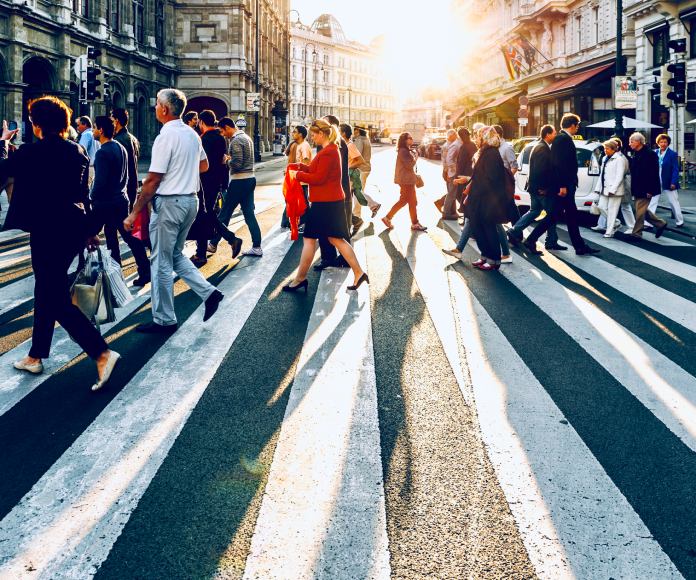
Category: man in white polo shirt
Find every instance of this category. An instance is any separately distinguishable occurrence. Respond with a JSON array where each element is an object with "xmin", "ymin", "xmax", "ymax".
[{"xmin": 124, "ymin": 88, "xmax": 224, "ymax": 333}]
